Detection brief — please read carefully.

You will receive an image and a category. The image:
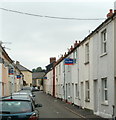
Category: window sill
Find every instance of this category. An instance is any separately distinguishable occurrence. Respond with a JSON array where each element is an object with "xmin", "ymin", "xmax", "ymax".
[
  {"xmin": 75, "ymin": 97, "xmax": 80, "ymax": 100},
  {"xmin": 84, "ymin": 61, "xmax": 89, "ymax": 65},
  {"xmin": 100, "ymin": 52, "xmax": 107, "ymax": 57},
  {"xmin": 85, "ymin": 99, "xmax": 90, "ymax": 102},
  {"xmin": 101, "ymin": 101, "xmax": 109, "ymax": 106}
]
